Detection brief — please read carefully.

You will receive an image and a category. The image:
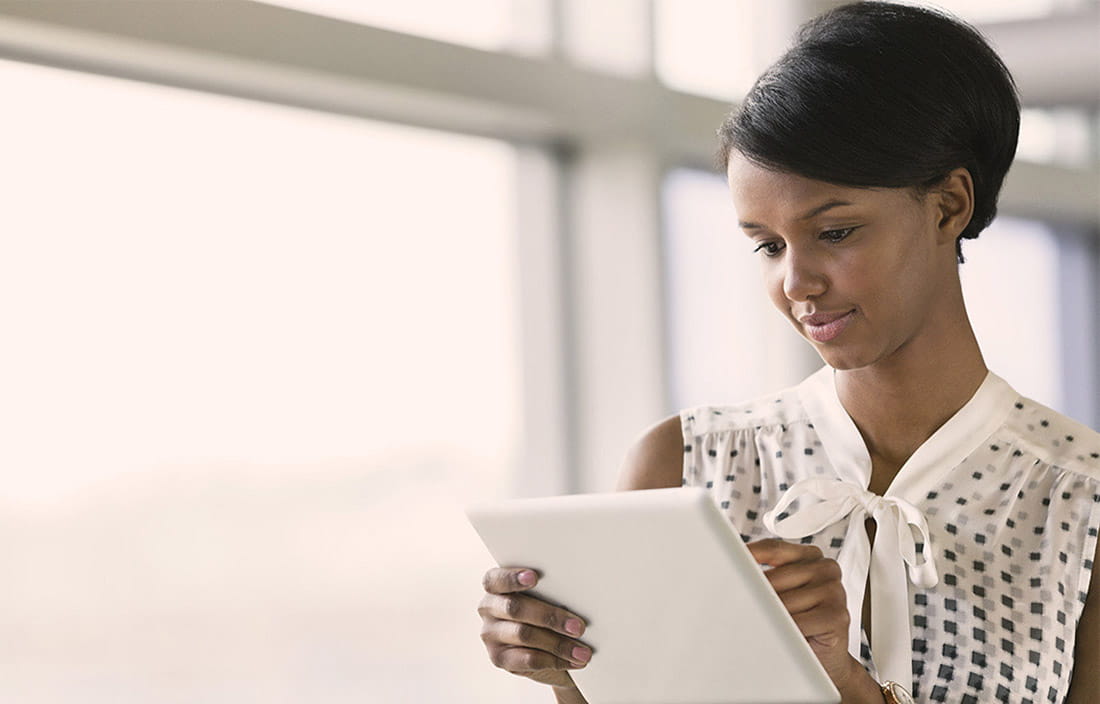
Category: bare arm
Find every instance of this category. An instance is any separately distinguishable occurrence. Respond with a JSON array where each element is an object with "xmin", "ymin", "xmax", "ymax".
[
  {"xmin": 1065, "ymin": 536, "xmax": 1100, "ymax": 703},
  {"xmin": 615, "ymin": 415, "xmax": 685, "ymax": 491}
]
